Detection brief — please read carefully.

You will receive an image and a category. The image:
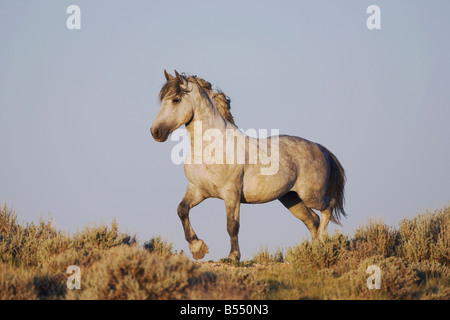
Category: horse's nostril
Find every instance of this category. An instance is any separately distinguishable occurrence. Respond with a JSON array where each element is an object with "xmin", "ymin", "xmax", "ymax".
[{"xmin": 151, "ymin": 127, "xmax": 162, "ymax": 139}]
